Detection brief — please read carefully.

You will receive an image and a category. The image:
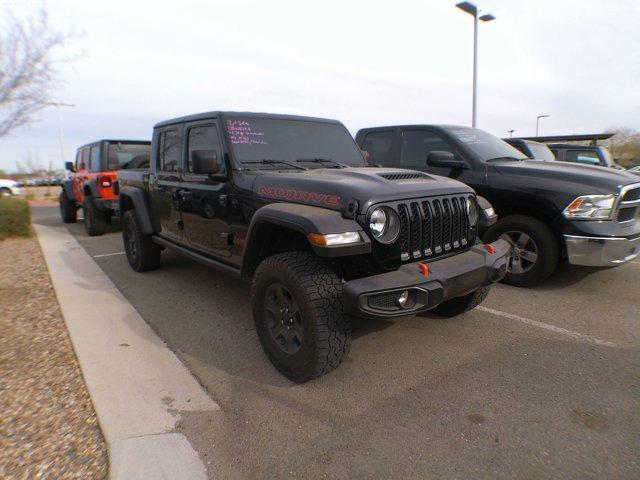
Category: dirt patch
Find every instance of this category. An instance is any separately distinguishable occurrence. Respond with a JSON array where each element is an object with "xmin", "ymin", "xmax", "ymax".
[{"xmin": 0, "ymin": 236, "xmax": 108, "ymax": 479}]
